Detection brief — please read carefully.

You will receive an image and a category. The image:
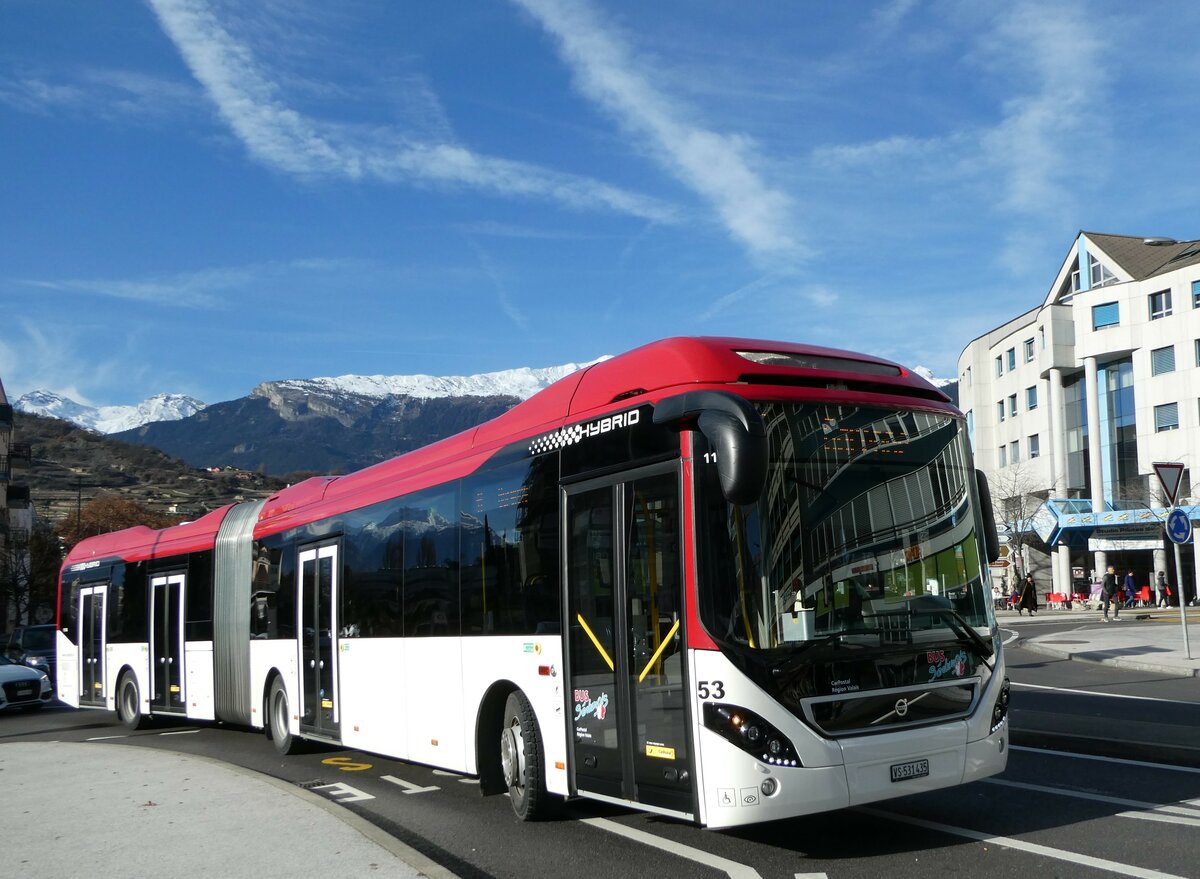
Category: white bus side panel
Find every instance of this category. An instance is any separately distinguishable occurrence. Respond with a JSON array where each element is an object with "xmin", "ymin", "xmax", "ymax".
[
  {"xmin": 184, "ymin": 641, "xmax": 215, "ymax": 720},
  {"xmin": 107, "ymin": 642, "xmax": 150, "ymax": 714},
  {"xmin": 460, "ymin": 635, "xmax": 567, "ymax": 796},
  {"xmin": 405, "ymin": 638, "xmax": 465, "ymax": 770},
  {"xmin": 338, "ymin": 638, "xmax": 407, "ymax": 759},
  {"xmin": 56, "ymin": 631, "xmax": 79, "ymax": 707},
  {"xmin": 249, "ymin": 639, "xmax": 297, "ymax": 731}
]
